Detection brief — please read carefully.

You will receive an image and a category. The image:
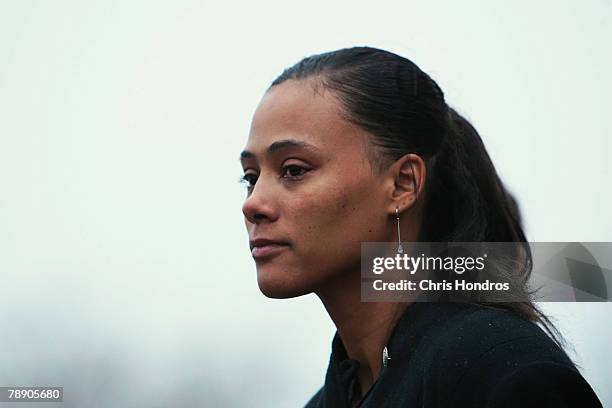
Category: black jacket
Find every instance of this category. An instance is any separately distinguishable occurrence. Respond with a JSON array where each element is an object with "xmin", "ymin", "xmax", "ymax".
[{"xmin": 305, "ymin": 302, "xmax": 603, "ymax": 407}]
